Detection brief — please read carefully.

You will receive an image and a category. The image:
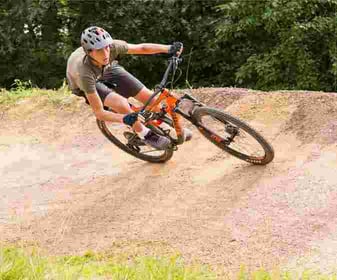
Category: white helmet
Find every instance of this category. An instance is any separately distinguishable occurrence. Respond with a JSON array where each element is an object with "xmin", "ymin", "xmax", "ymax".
[{"xmin": 81, "ymin": 26, "xmax": 113, "ymax": 51}]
